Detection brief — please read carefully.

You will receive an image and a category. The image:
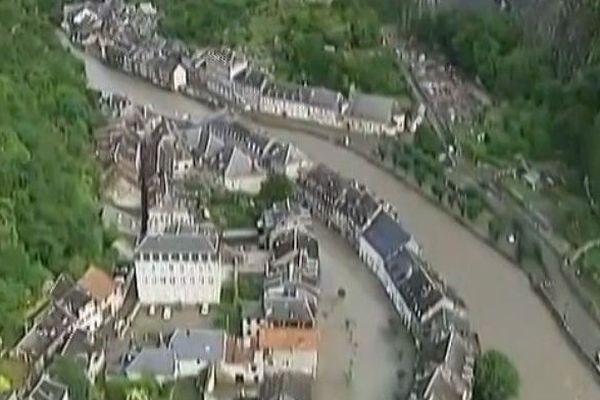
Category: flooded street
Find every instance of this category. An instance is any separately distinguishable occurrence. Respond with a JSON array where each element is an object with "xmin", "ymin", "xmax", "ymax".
[
  {"xmin": 76, "ymin": 51, "xmax": 600, "ymax": 399},
  {"xmin": 314, "ymin": 225, "xmax": 415, "ymax": 400}
]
